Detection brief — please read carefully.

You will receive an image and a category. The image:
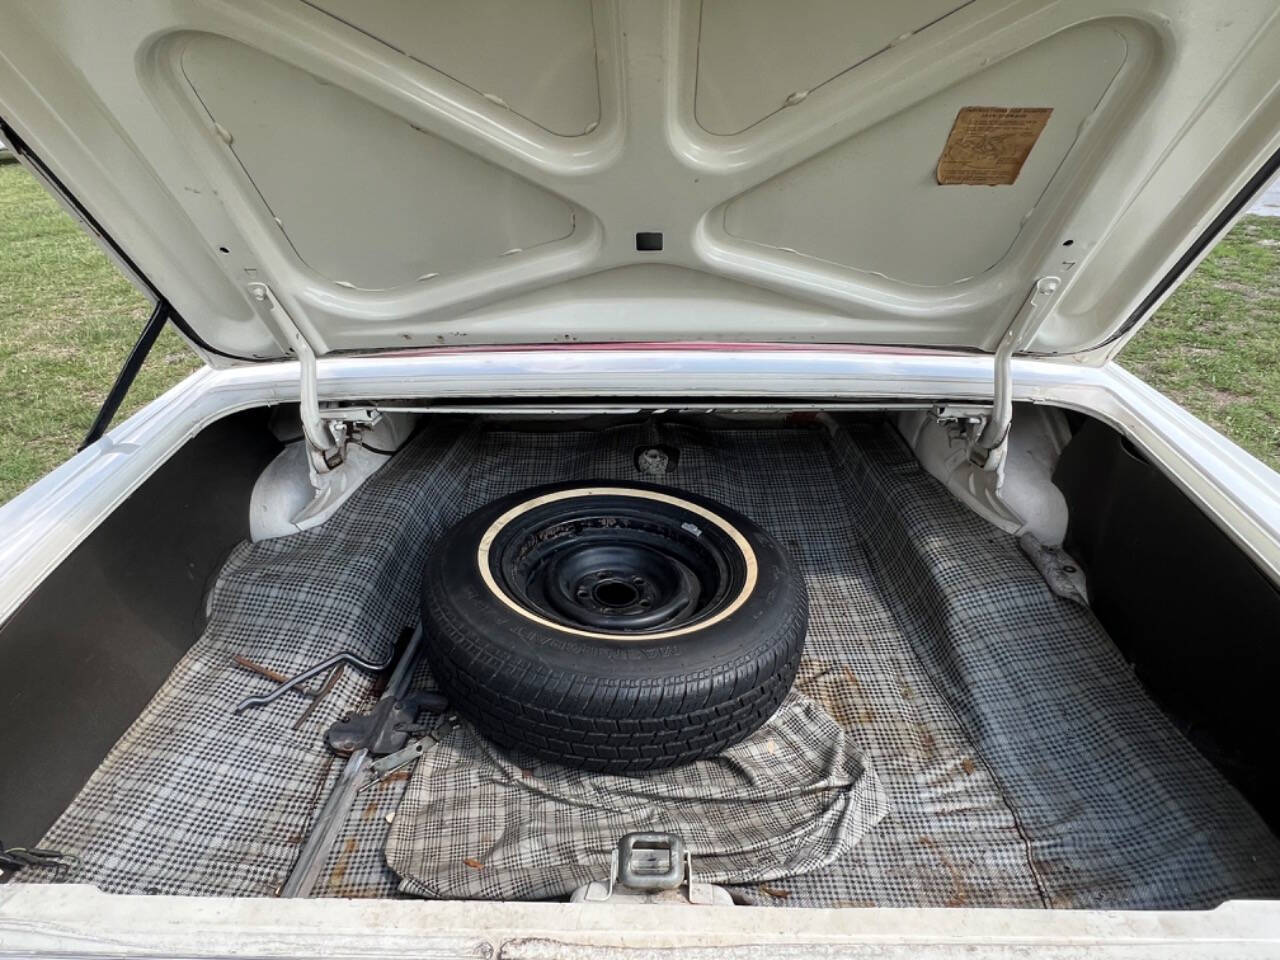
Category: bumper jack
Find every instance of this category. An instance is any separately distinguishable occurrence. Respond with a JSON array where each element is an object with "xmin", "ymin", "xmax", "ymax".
[{"xmin": 278, "ymin": 624, "xmax": 447, "ymax": 898}]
